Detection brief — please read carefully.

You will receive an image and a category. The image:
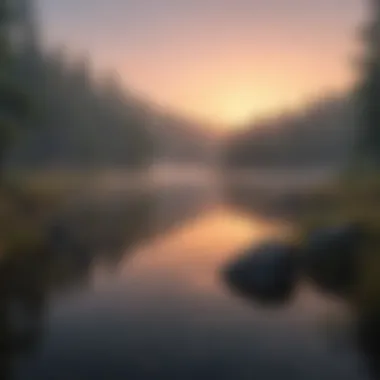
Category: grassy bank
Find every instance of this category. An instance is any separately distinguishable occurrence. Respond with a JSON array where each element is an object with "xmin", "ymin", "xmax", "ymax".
[
  {"xmin": 0, "ymin": 176, "xmax": 66, "ymax": 258},
  {"xmin": 295, "ymin": 171, "xmax": 380, "ymax": 315},
  {"xmin": 0, "ymin": 168, "xmax": 150, "ymax": 259}
]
